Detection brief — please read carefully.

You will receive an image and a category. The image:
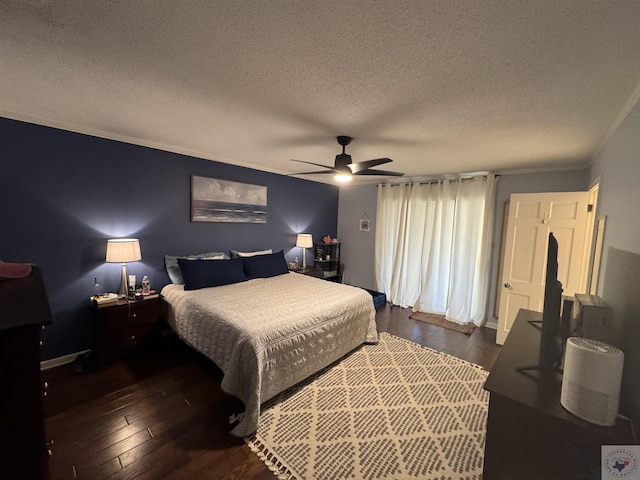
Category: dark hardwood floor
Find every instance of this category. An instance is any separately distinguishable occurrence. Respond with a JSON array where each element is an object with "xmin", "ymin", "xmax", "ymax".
[
  {"xmin": 375, "ymin": 304, "xmax": 501, "ymax": 371},
  {"xmin": 41, "ymin": 304, "xmax": 501, "ymax": 480}
]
